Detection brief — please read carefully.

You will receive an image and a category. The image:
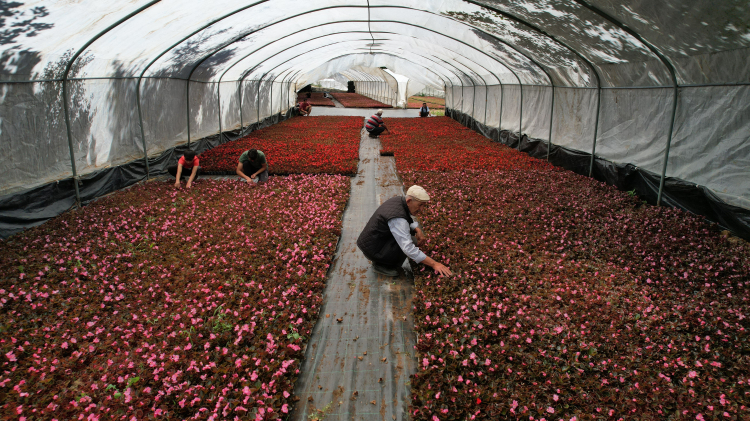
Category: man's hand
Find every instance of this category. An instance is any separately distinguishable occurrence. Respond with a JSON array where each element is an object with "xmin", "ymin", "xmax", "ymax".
[
  {"xmin": 414, "ymin": 228, "xmax": 426, "ymax": 246},
  {"xmin": 174, "ymin": 180, "xmax": 180, "ymax": 188},
  {"xmin": 431, "ymin": 262, "xmax": 452, "ymax": 276},
  {"xmin": 186, "ymin": 181, "xmax": 192, "ymax": 188},
  {"xmin": 422, "ymin": 256, "xmax": 452, "ymax": 277}
]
